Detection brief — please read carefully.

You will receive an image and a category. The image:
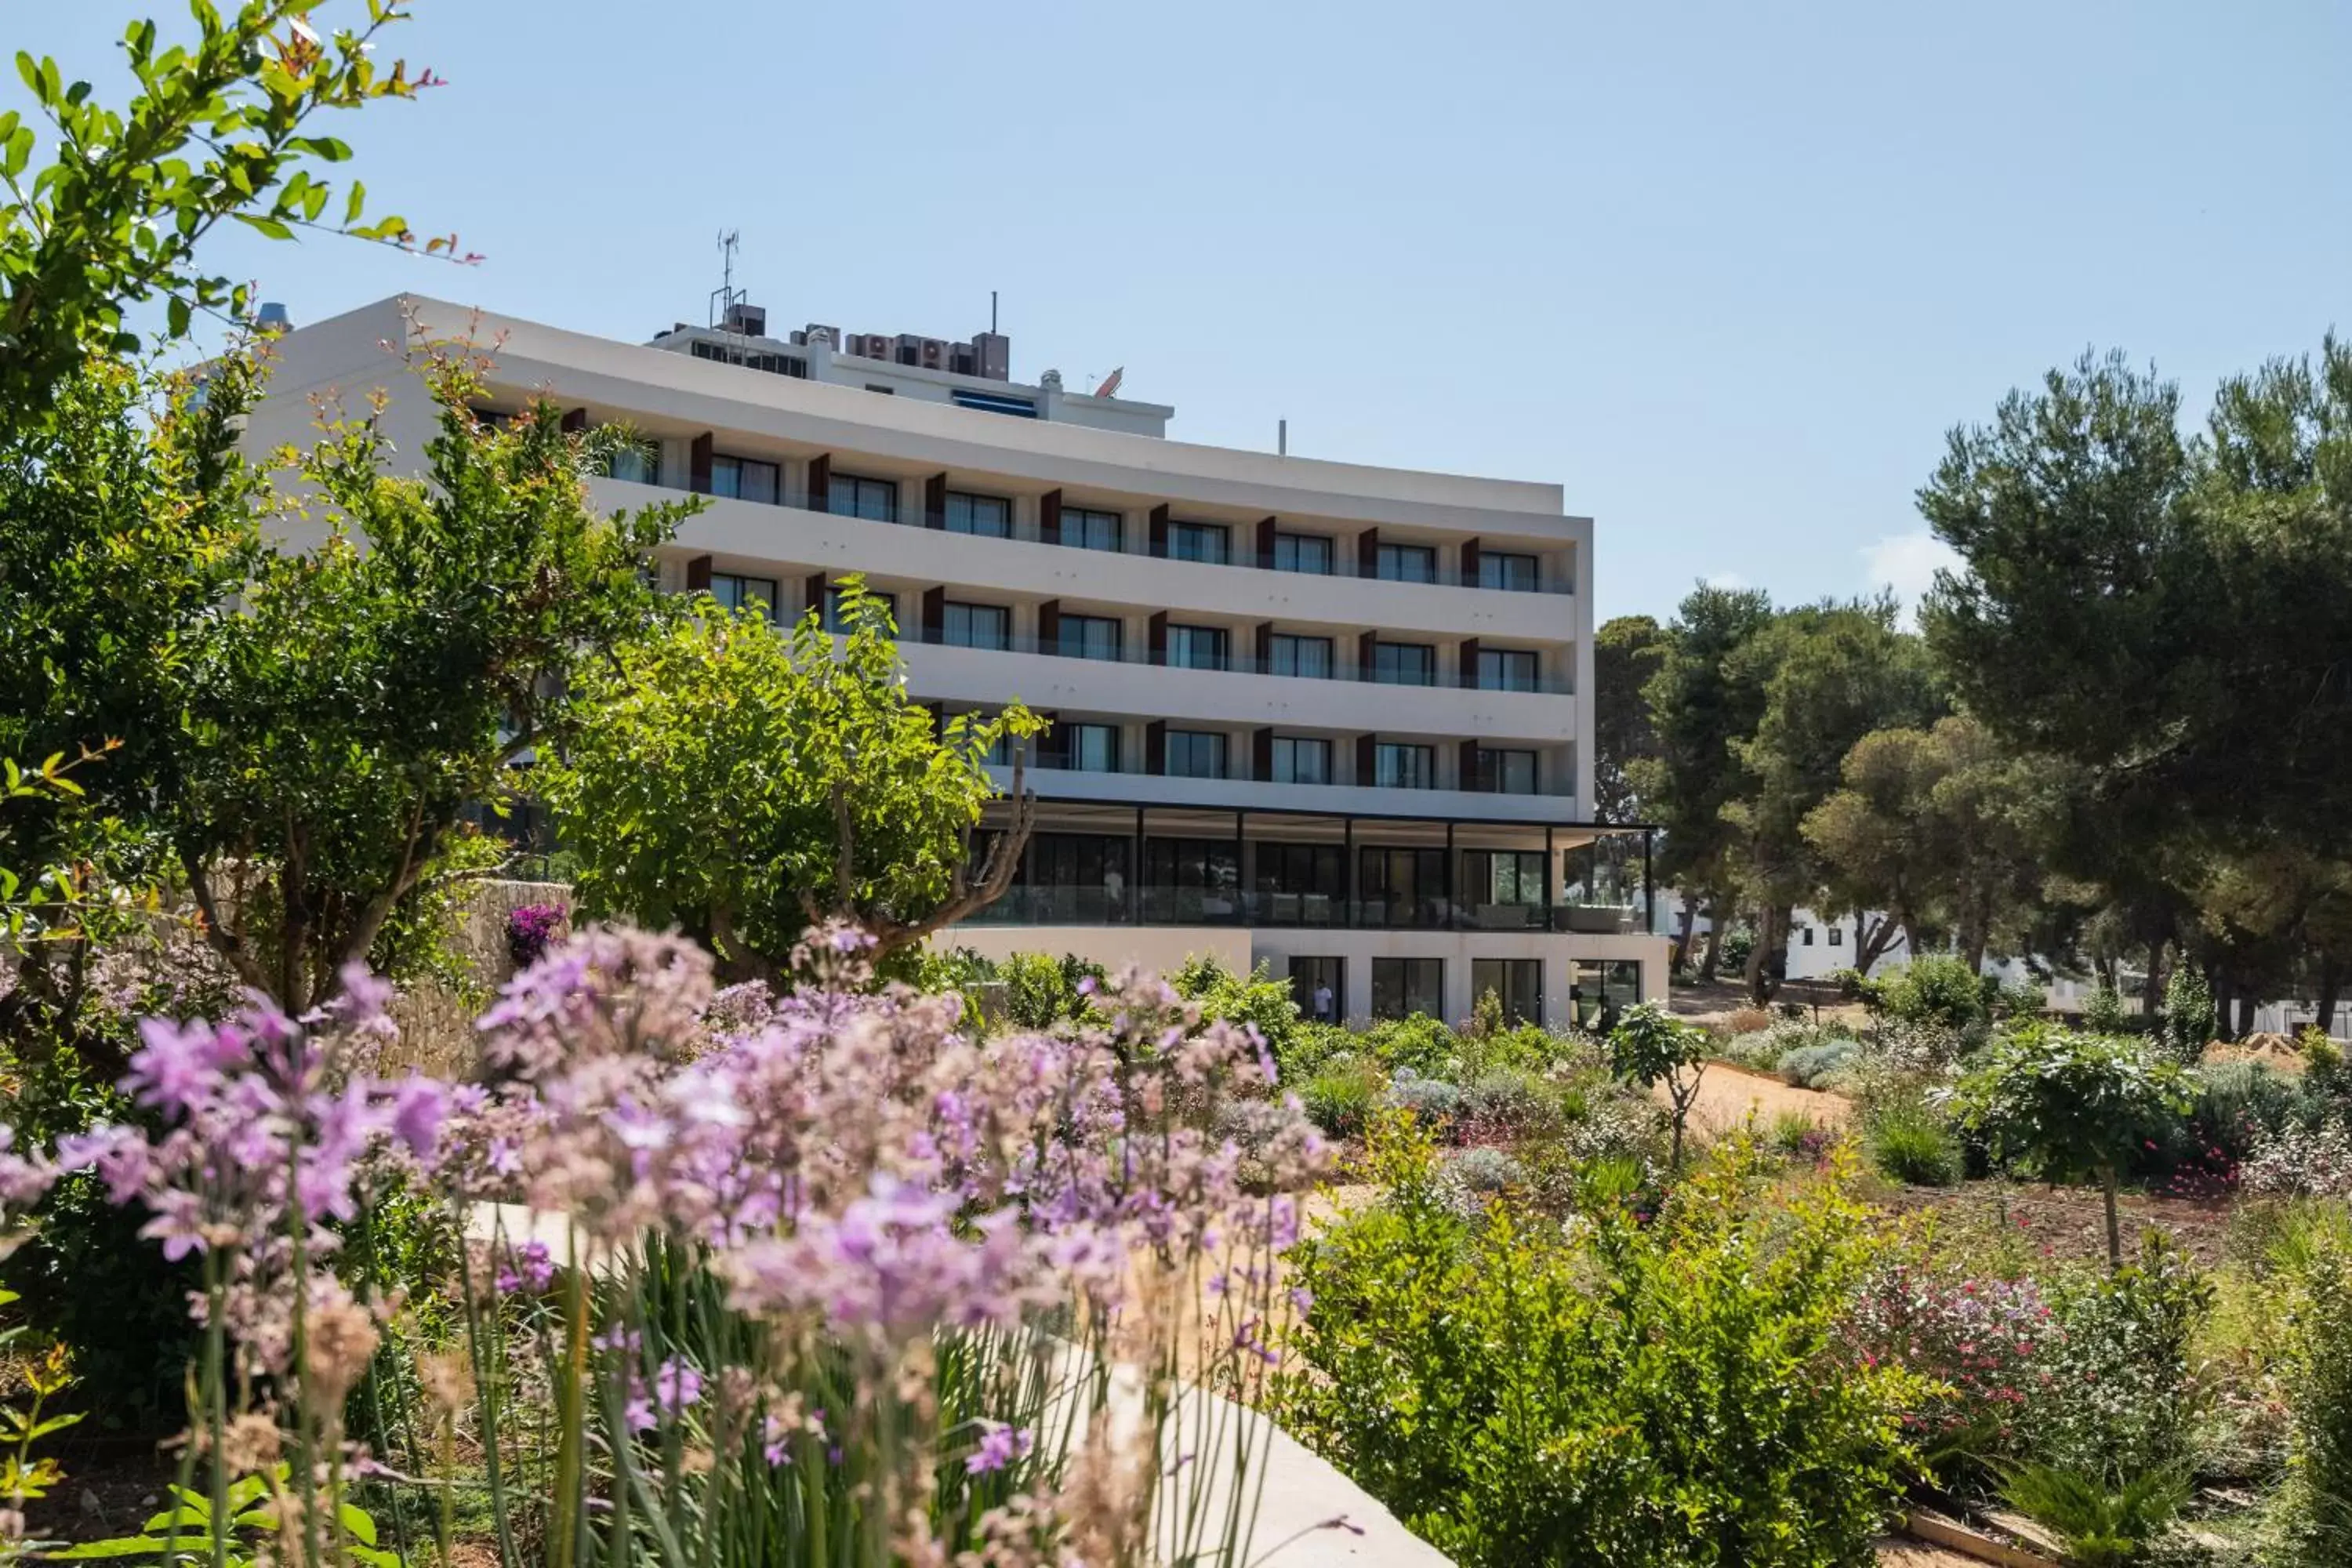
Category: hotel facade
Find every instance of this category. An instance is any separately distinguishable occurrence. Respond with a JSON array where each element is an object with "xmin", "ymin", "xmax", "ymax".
[{"xmin": 249, "ymin": 296, "xmax": 1667, "ymax": 1026}]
